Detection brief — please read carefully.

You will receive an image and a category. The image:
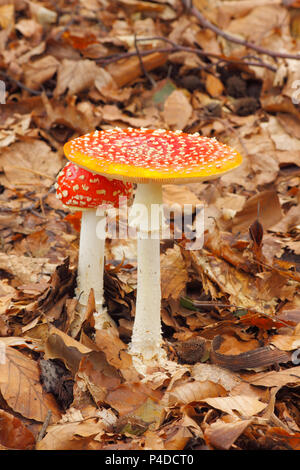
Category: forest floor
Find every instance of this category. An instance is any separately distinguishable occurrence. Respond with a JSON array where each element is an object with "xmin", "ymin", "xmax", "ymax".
[{"xmin": 0, "ymin": 0, "xmax": 299, "ymax": 451}]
